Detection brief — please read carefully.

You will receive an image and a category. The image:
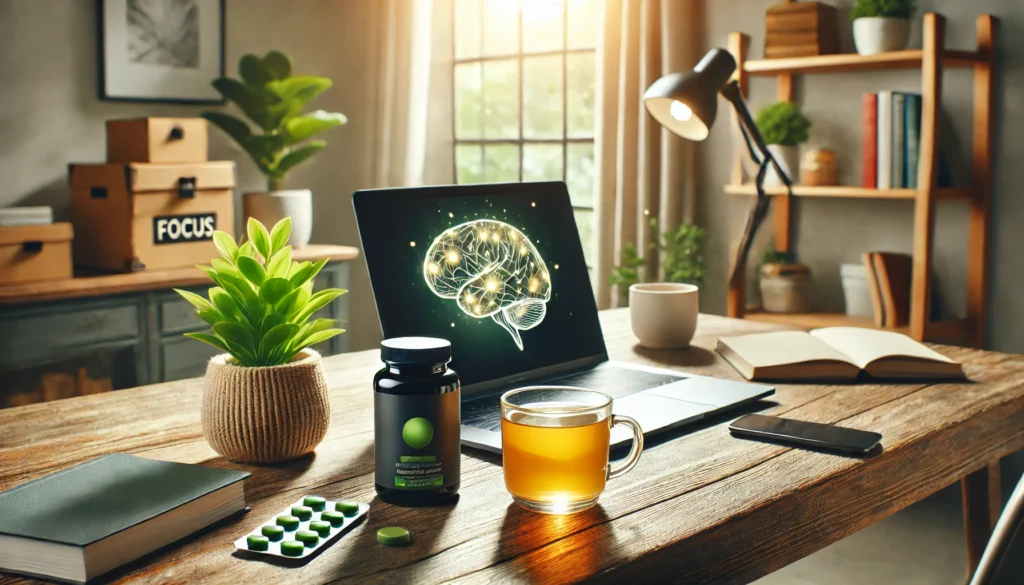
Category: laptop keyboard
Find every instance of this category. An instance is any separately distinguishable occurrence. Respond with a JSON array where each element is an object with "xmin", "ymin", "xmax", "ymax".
[{"xmin": 461, "ymin": 366, "xmax": 684, "ymax": 432}]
